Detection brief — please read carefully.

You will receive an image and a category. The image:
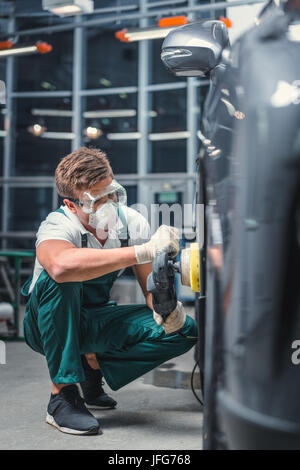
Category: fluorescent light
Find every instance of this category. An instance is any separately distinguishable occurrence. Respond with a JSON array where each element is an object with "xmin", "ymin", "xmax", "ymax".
[
  {"xmin": 209, "ymin": 149, "xmax": 221, "ymax": 157},
  {"xmin": 149, "ymin": 131, "xmax": 190, "ymax": 141},
  {"xmin": 0, "ymin": 42, "xmax": 52, "ymax": 58},
  {"xmin": 51, "ymin": 5, "xmax": 82, "ymax": 15},
  {"xmin": 126, "ymin": 27, "xmax": 175, "ymax": 41},
  {"xmin": 31, "ymin": 108, "xmax": 73, "ymax": 117},
  {"xmin": 115, "ymin": 16, "xmax": 188, "ymax": 42},
  {"xmin": 116, "ymin": 26, "xmax": 177, "ymax": 42},
  {"xmin": 30, "ymin": 109, "xmax": 137, "ymax": 119},
  {"xmin": 288, "ymin": 24, "xmax": 300, "ymax": 42},
  {"xmin": 42, "ymin": 0, "xmax": 94, "ymax": 16},
  {"xmin": 220, "ymin": 97, "xmax": 236, "ymax": 116},
  {"xmin": 197, "ymin": 130, "xmax": 206, "ymax": 141},
  {"xmin": 107, "ymin": 131, "xmax": 191, "ymax": 141},
  {"xmin": 107, "ymin": 132, "xmax": 141, "ymax": 140},
  {"xmin": 41, "ymin": 131, "xmax": 75, "ymax": 139},
  {"xmin": 84, "ymin": 109, "xmax": 136, "ymax": 119},
  {"xmin": 0, "ymin": 46, "xmax": 37, "ymax": 57}
]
